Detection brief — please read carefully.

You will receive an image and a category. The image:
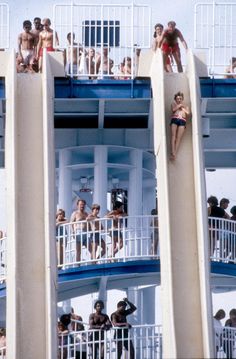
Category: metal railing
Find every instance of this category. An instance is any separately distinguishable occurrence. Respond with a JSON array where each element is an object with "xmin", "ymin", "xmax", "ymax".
[
  {"xmin": 194, "ymin": 2, "xmax": 236, "ymax": 77},
  {"xmin": 0, "ymin": 3, "xmax": 9, "ymax": 49},
  {"xmin": 0, "ymin": 347, "xmax": 6, "ymax": 359},
  {"xmin": 56, "ymin": 215, "xmax": 159, "ymax": 268},
  {"xmin": 58, "ymin": 324, "xmax": 162, "ymax": 359},
  {"xmin": 53, "ymin": 3, "xmax": 151, "ymax": 79},
  {"xmin": 0, "ymin": 216, "xmax": 235, "ymax": 275},
  {"xmin": 214, "ymin": 326, "xmax": 236, "ymax": 359},
  {"xmin": 209, "ymin": 217, "xmax": 236, "ymax": 263}
]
